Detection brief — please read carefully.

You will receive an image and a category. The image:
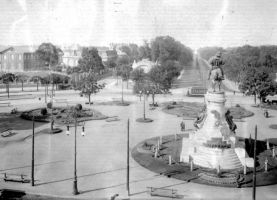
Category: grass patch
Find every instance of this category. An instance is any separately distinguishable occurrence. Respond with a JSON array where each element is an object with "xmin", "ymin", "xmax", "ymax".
[
  {"xmin": 269, "ymin": 124, "xmax": 277, "ymax": 129},
  {"xmin": 162, "ymin": 101, "xmax": 254, "ymax": 119},
  {"xmin": 20, "ymin": 106, "xmax": 107, "ymax": 124}
]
